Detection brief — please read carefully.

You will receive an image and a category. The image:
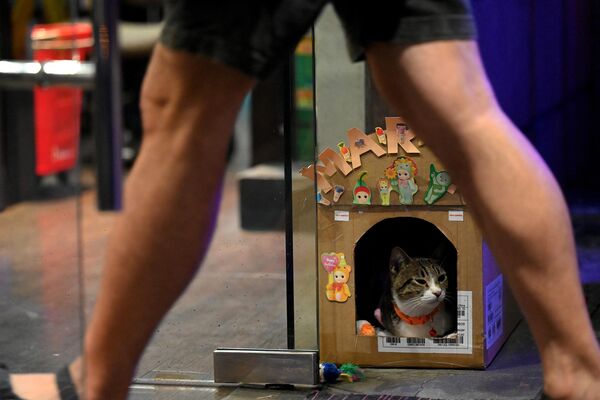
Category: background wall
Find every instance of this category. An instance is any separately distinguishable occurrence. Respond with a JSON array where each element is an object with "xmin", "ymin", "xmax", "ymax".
[
  {"xmin": 315, "ymin": 5, "xmax": 366, "ymax": 152},
  {"xmin": 472, "ymin": 0, "xmax": 599, "ymax": 199}
]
